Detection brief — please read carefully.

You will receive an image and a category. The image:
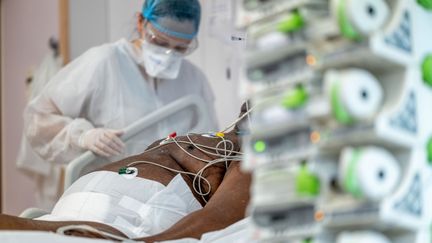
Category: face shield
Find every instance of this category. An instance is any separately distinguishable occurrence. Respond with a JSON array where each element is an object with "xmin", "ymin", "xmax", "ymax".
[{"xmin": 142, "ymin": 21, "xmax": 198, "ymax": 57}]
